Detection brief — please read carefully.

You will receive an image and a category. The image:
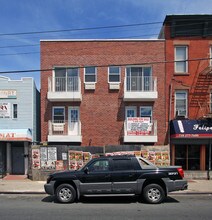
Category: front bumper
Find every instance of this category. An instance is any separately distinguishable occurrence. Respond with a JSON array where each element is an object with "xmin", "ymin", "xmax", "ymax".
[
  {"xmin": 164, "ymin": 179, "xmax": 188, "ymax": 193},
  {"xmin": 44, "ymin": 181, "xmax": 55, "ymax": 195}
]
